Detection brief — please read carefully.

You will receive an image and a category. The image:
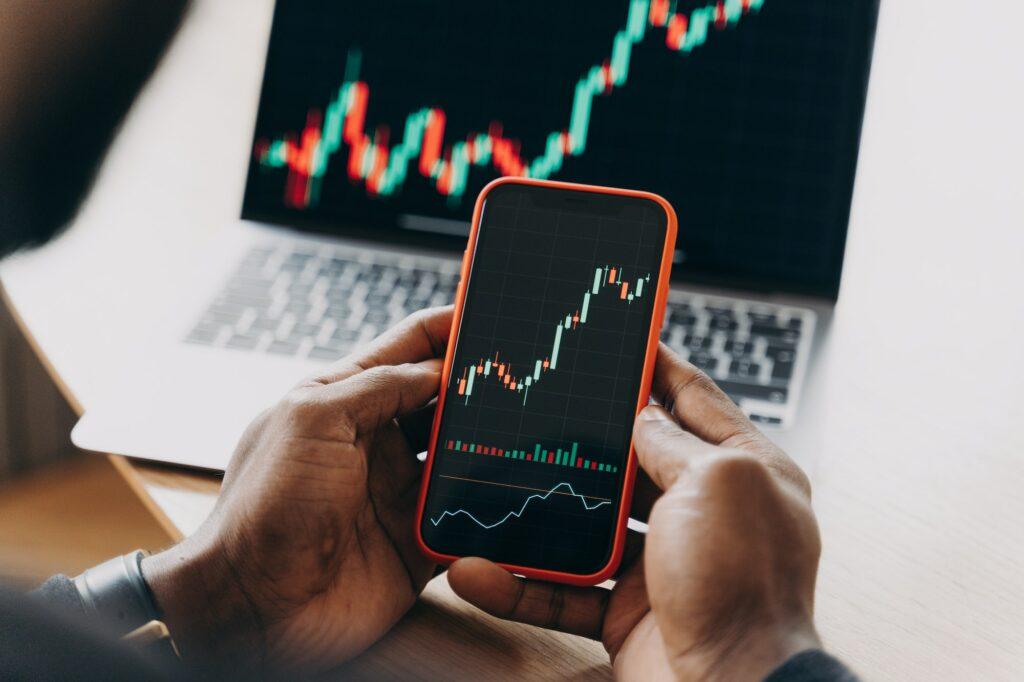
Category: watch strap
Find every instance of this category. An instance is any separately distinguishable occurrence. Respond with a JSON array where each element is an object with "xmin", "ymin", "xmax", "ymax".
[{"xmin": 73, "ymin": 549, "xmax": 162, "ymax": 636}]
